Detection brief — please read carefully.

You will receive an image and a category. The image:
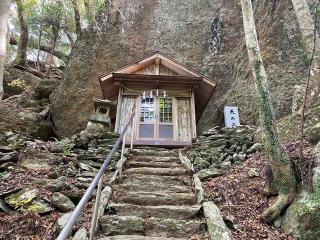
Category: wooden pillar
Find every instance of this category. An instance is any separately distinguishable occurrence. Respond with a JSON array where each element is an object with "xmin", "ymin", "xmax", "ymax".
[{"xmin": 114, "ymin": 87, "xmax": 123, "ymax": 133}]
